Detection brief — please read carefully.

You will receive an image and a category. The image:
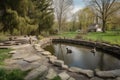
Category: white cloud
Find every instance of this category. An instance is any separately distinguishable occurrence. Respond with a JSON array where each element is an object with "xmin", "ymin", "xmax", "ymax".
[{"xmin": 72, "ymin": 6, "xmax": 83, "ymax": 13}]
